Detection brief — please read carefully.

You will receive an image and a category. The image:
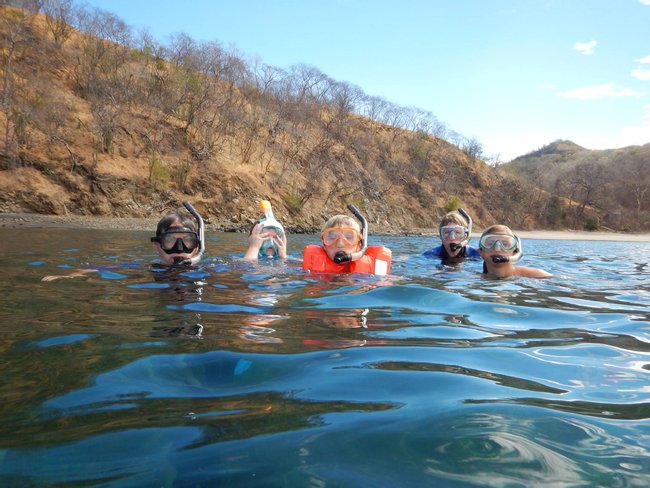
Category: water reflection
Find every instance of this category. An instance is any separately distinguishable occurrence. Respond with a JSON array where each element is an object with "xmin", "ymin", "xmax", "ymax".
[{"xmin": 1, "ymin": 229, "xmax": 650, "ymax": 485}]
